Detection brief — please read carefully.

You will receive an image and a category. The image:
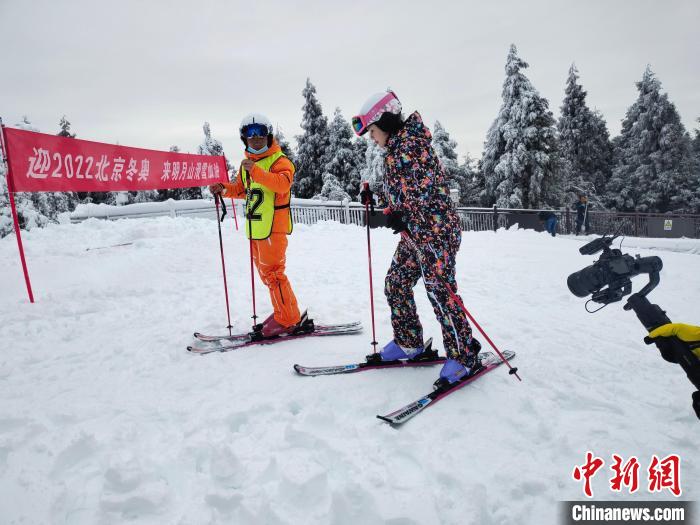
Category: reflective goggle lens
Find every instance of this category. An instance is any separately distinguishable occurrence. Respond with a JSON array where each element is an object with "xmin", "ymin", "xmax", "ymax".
[
  {"xmin": 243, "ymin": 123, "xmax": 269, "ymax": 138},
  {"xmin": 351, "ymin": 117, "xmax": 364, "ymax": 133}
]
